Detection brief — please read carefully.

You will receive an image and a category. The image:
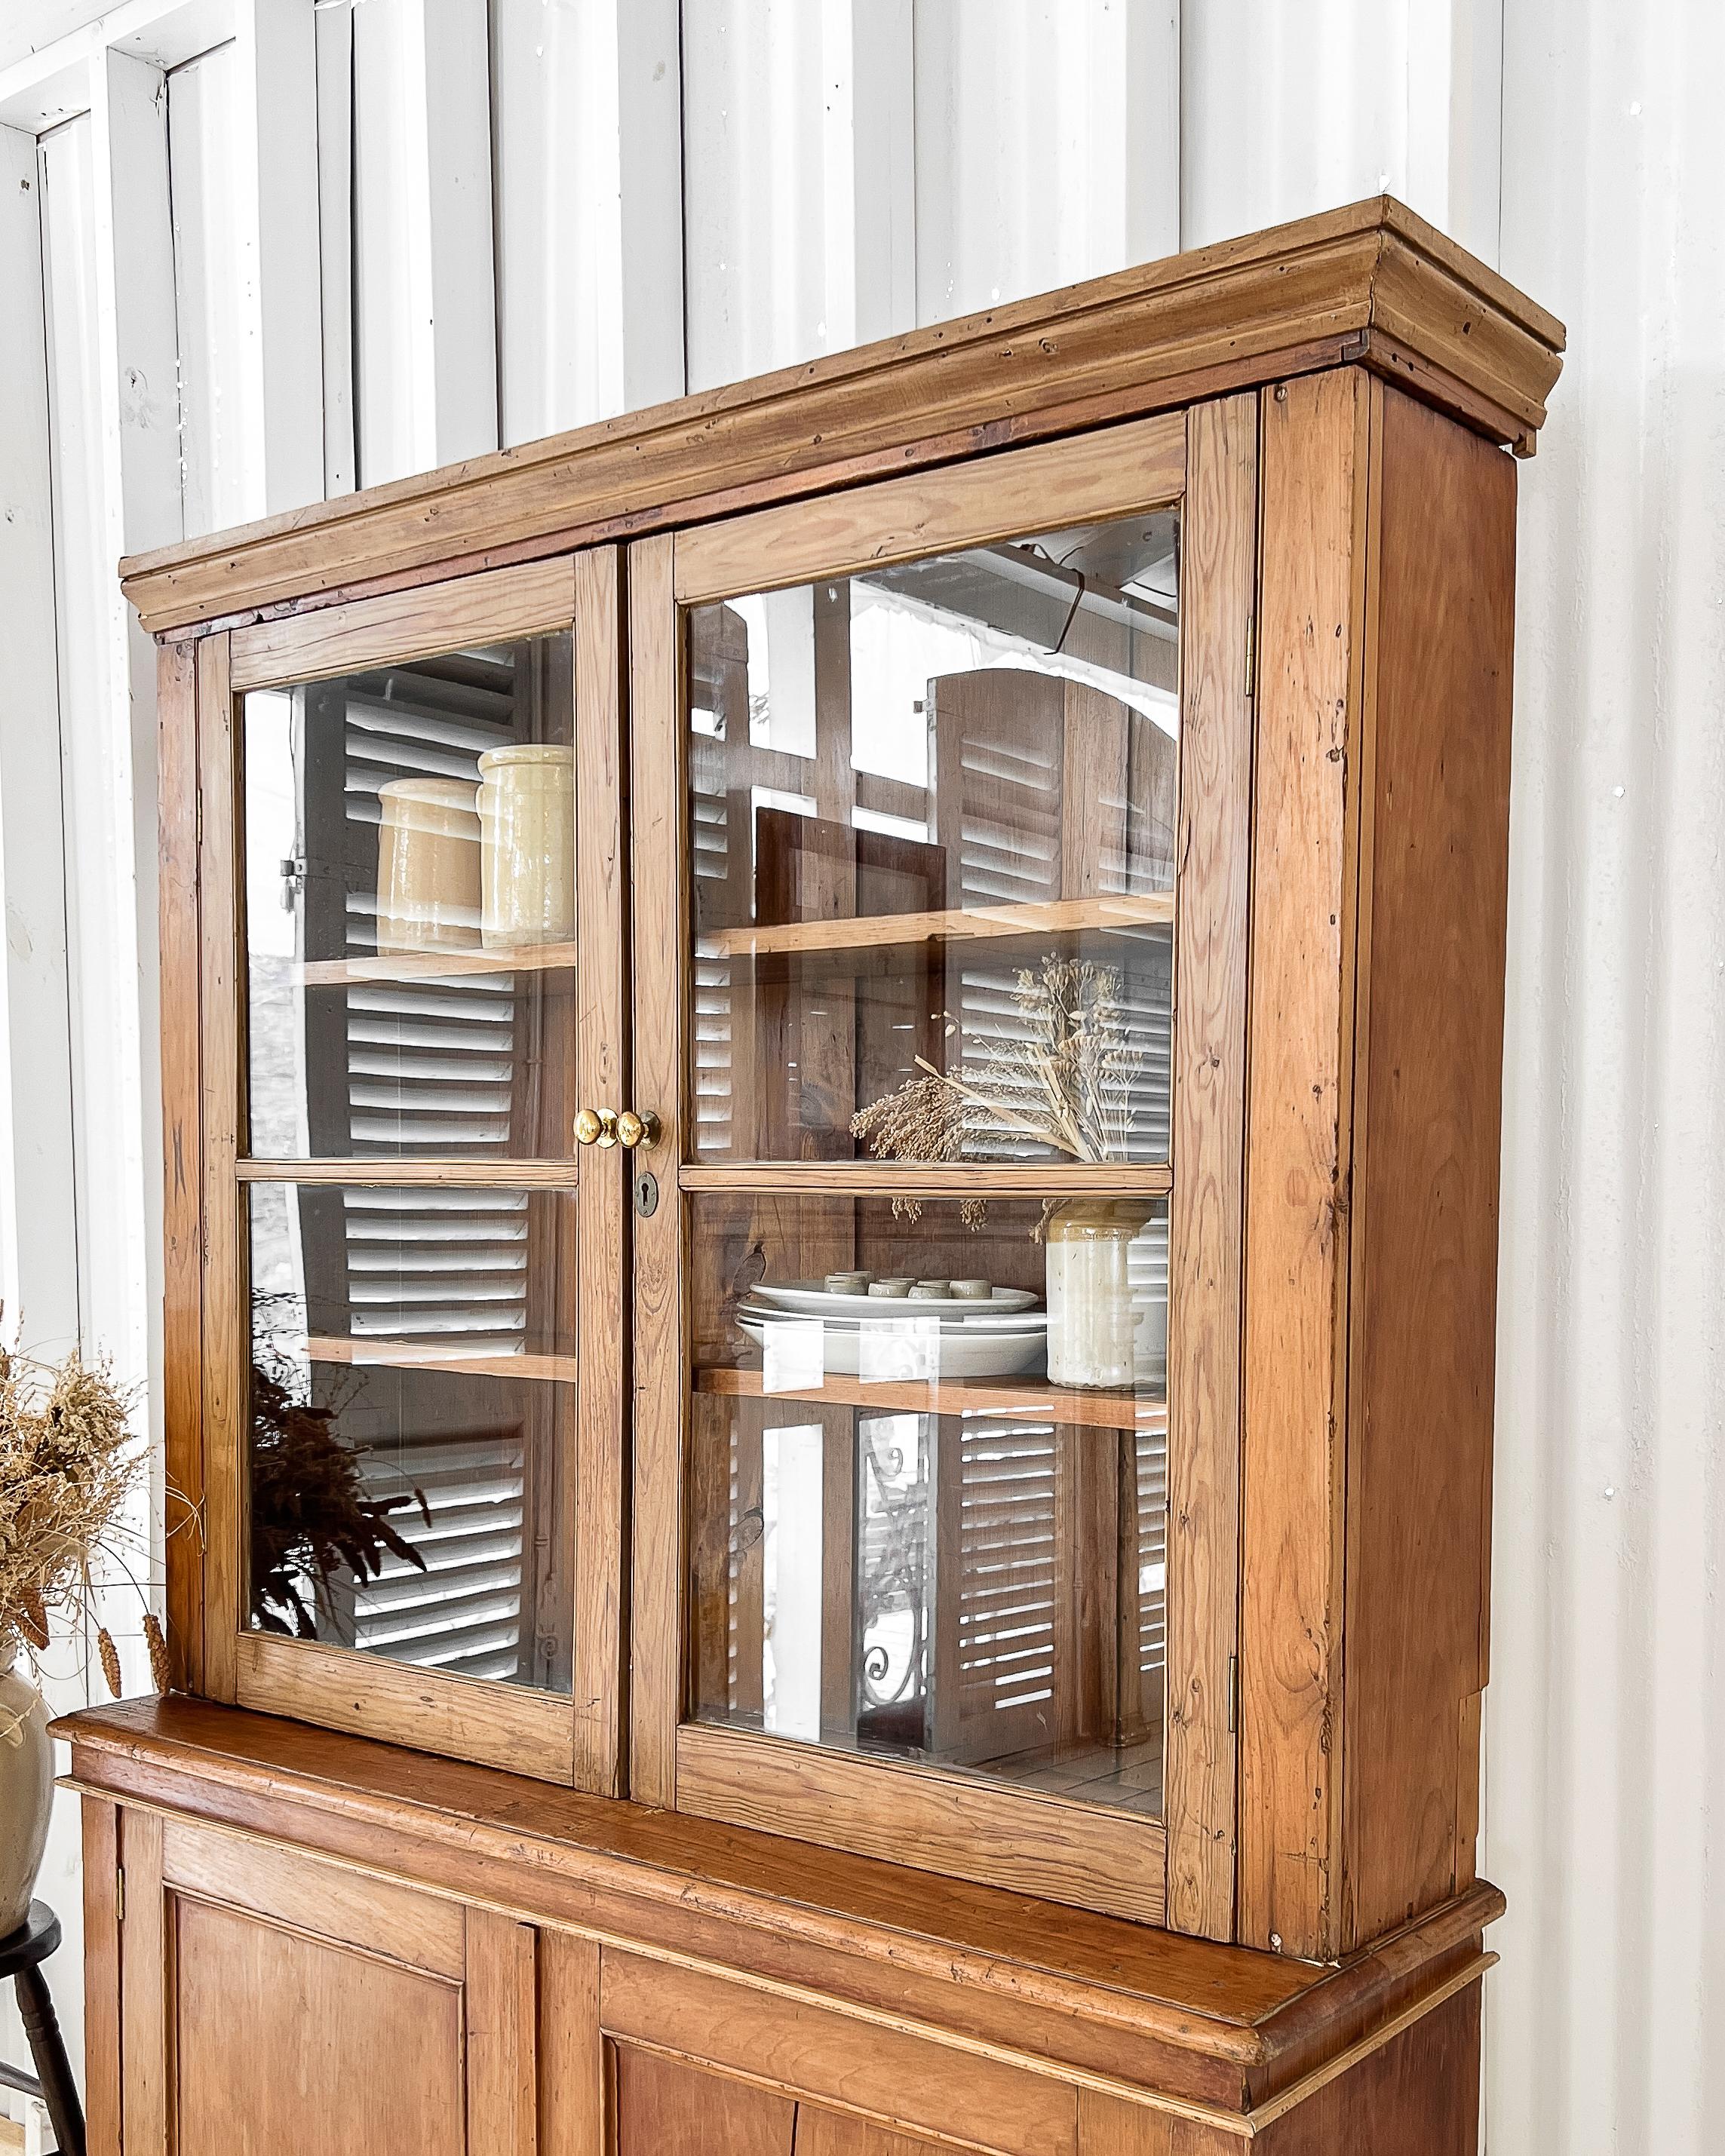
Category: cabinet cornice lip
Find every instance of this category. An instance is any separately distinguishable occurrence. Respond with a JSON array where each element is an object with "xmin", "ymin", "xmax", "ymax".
[
  {"xmin": 57, "ymin": 1696, "xmax": 1502, "ymax": 2110},
  {"xmin": 117, "ymin": 195, "xmax": 1563, "ymax": 639}
]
